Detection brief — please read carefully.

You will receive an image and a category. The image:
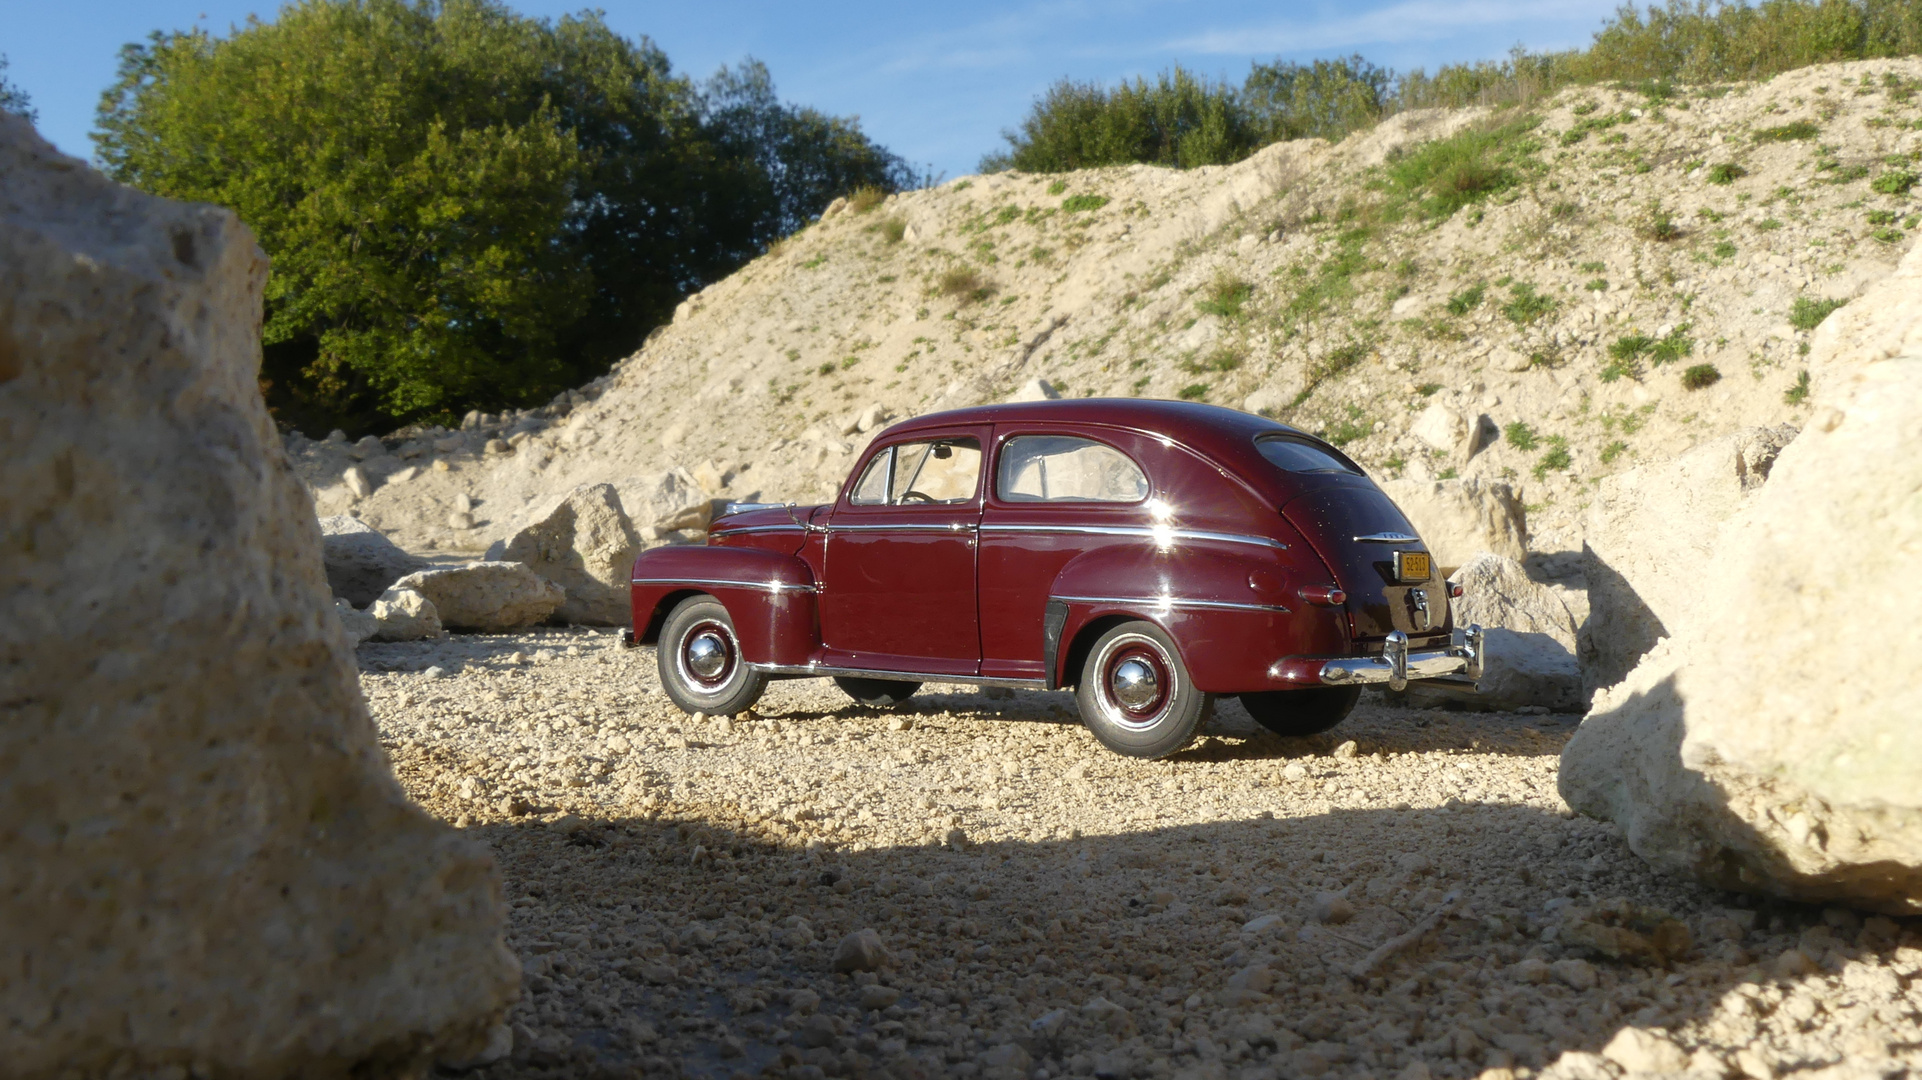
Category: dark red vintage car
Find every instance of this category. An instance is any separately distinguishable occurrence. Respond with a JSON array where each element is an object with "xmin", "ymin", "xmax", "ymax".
[{"xmin": 626, "ymin": 400, "xmax": 1482, "ymax": 758}]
